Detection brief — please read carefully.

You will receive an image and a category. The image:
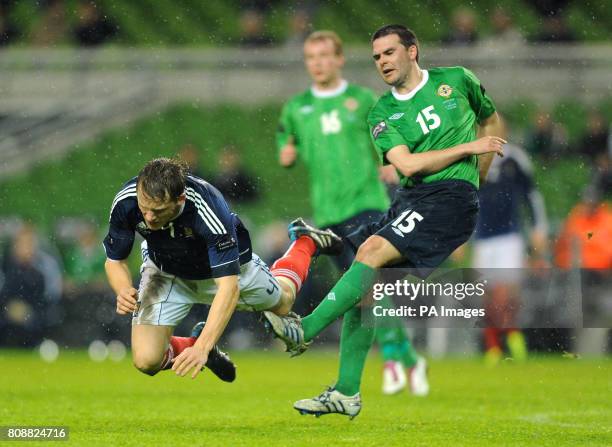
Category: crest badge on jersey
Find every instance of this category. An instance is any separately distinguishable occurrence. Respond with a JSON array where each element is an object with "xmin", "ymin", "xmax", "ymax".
[
  {"xmin": 136, "ymin": 221, "xmax": 151, "ymax": 235},
  {"xmin": 344, "ymin": 97, "xmax": 359, "ymax": 112},
  {"xmin": 437, "ymin": 84, "xmax": 453, "ymax": 97}
]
